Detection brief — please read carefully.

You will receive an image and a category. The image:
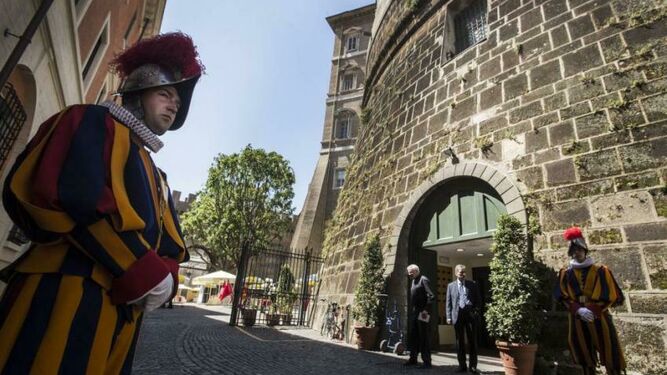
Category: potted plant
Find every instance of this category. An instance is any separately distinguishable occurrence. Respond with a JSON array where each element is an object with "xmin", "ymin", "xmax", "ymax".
[
  {"xmin": 277, "ymin": 292, "xmax": 297, "ymax": 325},
  {"xmin": 265, "ymin": 303, "xmax": 281, "ymax": 326},
  {"xmin": 486, "ymin": 215, "xmax": 544, "ymax": 375},
  {"xmin": 276, "ymin": 265, "xmax": 296, "ymax": 325},
  {"xmin": 241, "ymin": 302, "xmax": 258, "ymax": 327},
  {"xmin": 351, "ymin": 234, "xmax": 385, "ymax": 350}
]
